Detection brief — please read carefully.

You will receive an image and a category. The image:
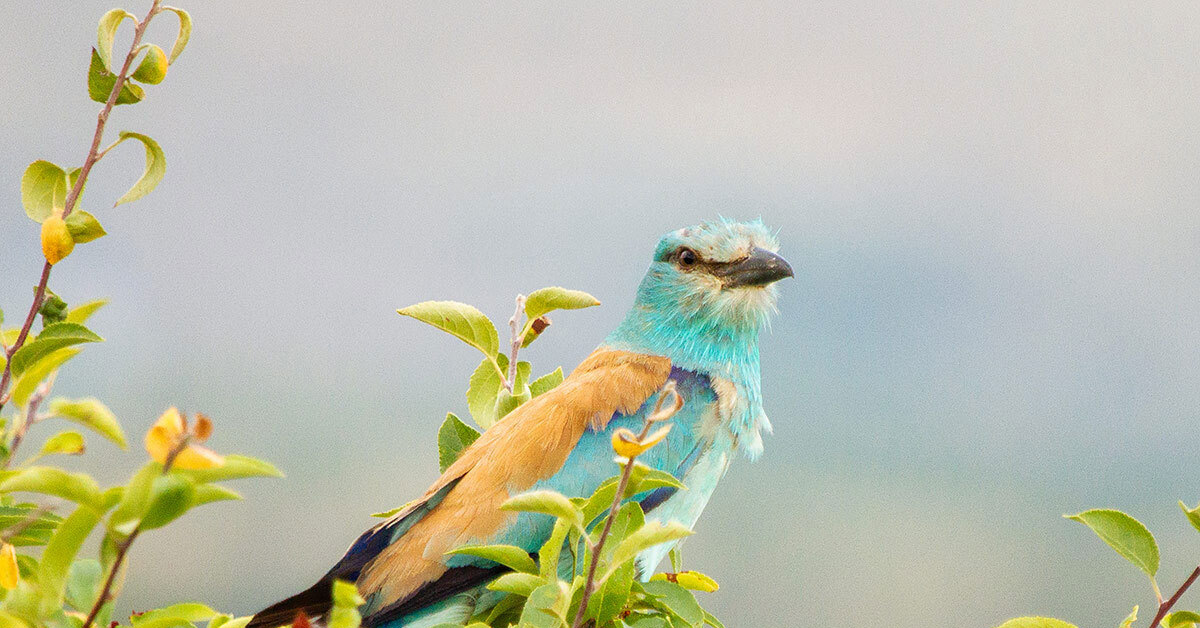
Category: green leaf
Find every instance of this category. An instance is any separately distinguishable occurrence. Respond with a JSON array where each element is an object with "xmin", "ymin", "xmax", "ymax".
[
  {"xmin": 501, "ymin": 490, "xmax": 582, "ymax": 529},
  {"xmin": 112, "ymin": 131, "xmax": 166, "ymax": 206},
  {"xmin": 493, "ymin": 386, "xmax": 531, "ymax": 422},
  {"xmin": 64, "ymin": 559, "xmax": 102, "ymax": 612},
  {"xmin": 398, "ymin": 301, "xmax": 499, "ymax": 358},
  {"xmin": 38, "ymin": 506, "xmax": 102, "ymax": 616},
  {"xmin": 467, "ymin": 354, "xmax": 507, "ymax": 429},
  {"xmin": 993, "ymin": 619, "xmax": 1079, "ymax": 628},
  {"xmin": 589, "ymin": 558, "xmax": 633, "ymax": 625},
  {"xmin": 529, "ymin": 368, "xmax": 564, "ymax": 397},
  {"xmin": 65, "ymin": 211, "xmax": 107, "ymax": 243},
  {"xmin": 160, "ymin": 6, "xmax": 193, "ymax": 64},
  {"xmin": 486, "ymin": 572, "xmax": 545, "ymax": 597},
  {"xmin": 131, "ymin": 44, "xmax": 168, "ymax": 84},
  {"xmin": 139, "ymin": 473, "xmax": 196, "ymax": 529},
  {"xmin": 213, "ymin": 619, "xmax": 250, "ymax": 628},
  {"xmin": 1179, "ymin": 501, "xmax": 1200, "ymax": 534},
  {"xmin": 65, "ymin": 300, "xmax": 108, "ymax": 324},
  {"xmin": 1119, "ymin": 606, "xmax": 1137, "ymax": 628},
  {"xmin": 0, "ymin": 466, "xmax": 103, "ymax": 511},
  {"xmin": 37, "ymin": 431, "xmax": 86, "ymax": 457},
  {"xmin": 641, "ymin": 581, "xmax": 704, "ymax": 627},
  {"xmin": 87, "ymin": 48, "xmax": 144, "ymax": 105},
  {"xmin": 47, "ymin": 398, "xmax": 126, "ymax": 448},
  {"xmin": 437, "ymin": 412, "xmax": 480, "ymax": 472},
  {"xmin": 177, "ymin": 455, "xmax": 283, "ymax": 482},
  {"xmin": 1164, "ymin": 611, "xmax": 1200, "ymax": 628},
  {"xmin": 609, "ymin": 522, "xmax": 693, "ymax": 572},
  {"xmin": 132, "ymin": 603, "xmax": 218, "ymax": 626},
  {"xmin": 524, "ymin": 287, "xmax": 600, "ymax": 321},
  {"xmin": 21, "ymin": 160, "xmax": 68, "ymax": 223},
  {"xmin": 96, "ymin": 9, "xmax": 135, "ymax": 70},
  {"xmin": 0, "ymin": 504, "xmax": 64, "ymax": 547},
  {"xmin": 0, "ymin": 611, "xmax": 32, "ymax": 628},
  {"xmin": 10, "ymin": 323, "xmax": 102, "ymax": 378},
  {"xmin": 538, "ymin": 518, "xmax": 571, "ymax": 580},
  {"xmin": 446, "ymin": 544, "xmax": 538, "ymax": 574},
  {"xmin": 11, "ymin": 347, "xmax": 80, "ymax": 408},
  {"xmin": 702, "ymin": 610, "xmax": 725, "ymax": 628},
  {"xmin": 517, "ymin": 583, "xmax": 566, "ymax": 628},
  {"xmin": 1064, "ymin": 509, "xmax": 1159, "ymax": 577},
  {"xmin": 191, "ymin": 484, "xmax": 242, "ymax": 507}
]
